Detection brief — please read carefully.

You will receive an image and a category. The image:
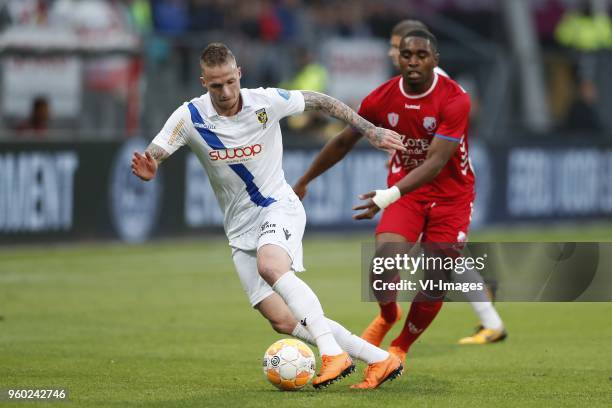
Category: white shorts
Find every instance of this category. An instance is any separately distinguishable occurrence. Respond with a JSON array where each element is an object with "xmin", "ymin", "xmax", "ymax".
[{"xmin": 230, "ymin": 196, "xmax": 306, "ymax": 307}]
